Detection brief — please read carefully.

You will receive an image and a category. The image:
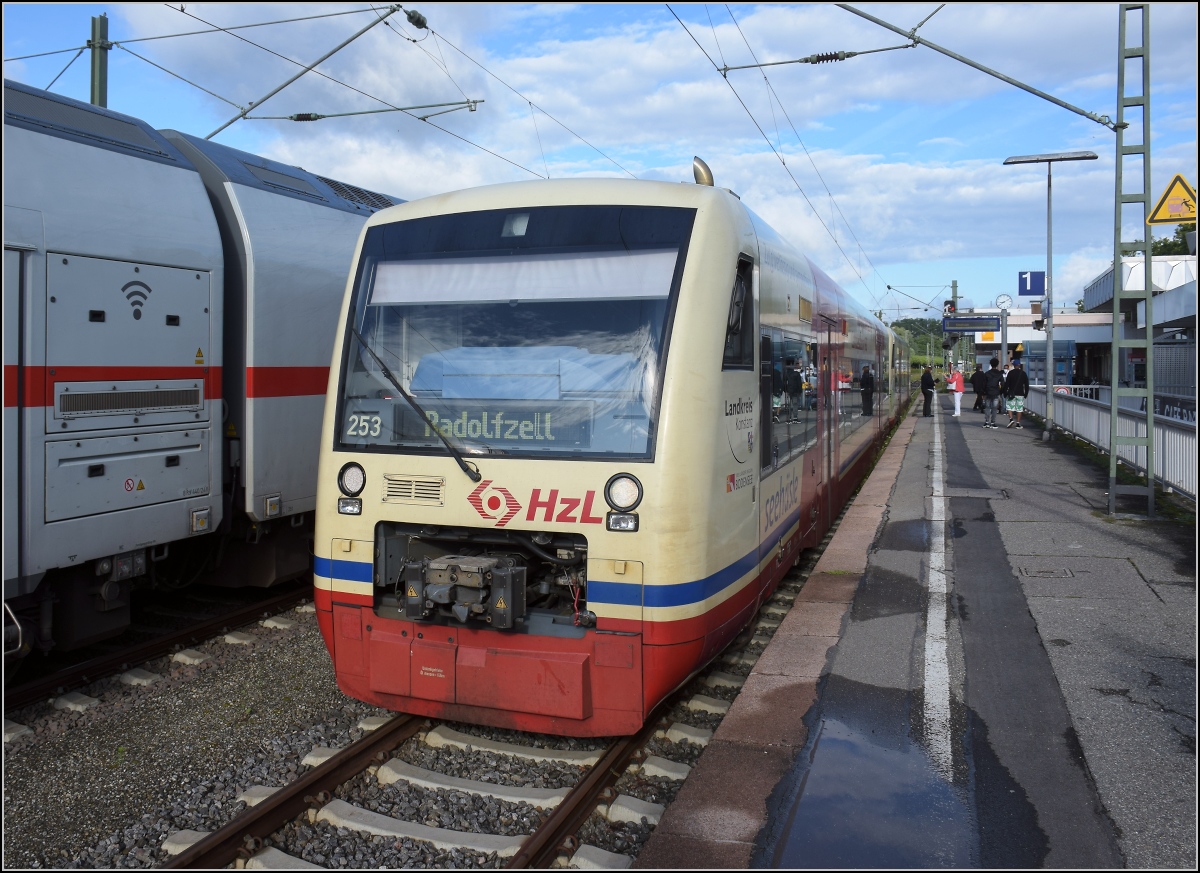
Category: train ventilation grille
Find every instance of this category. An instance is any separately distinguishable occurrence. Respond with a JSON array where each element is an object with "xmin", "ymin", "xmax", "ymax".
[
  {"xmin": 383, "ymin": 475, "xmax": 445, "ymax": 505},
  {"xmin": 60, "ymin": 388, "xmax": 202, "ymax": 416},
  {"xmin": 315, "ymin": 175, "xmax": 397, "ymax": 211}
]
